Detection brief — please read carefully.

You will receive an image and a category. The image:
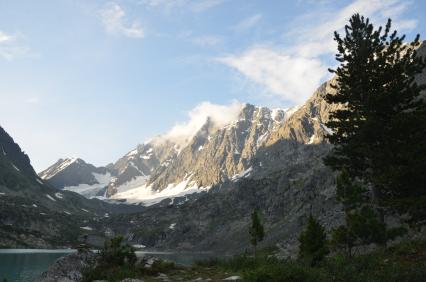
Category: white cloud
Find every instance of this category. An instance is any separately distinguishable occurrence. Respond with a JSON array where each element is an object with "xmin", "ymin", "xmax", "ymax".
[
  {"xmin": 100, "ymin": 2, "xmax": 144, "ymax": 38},
  {"xmin": 218, "ymin": 48, "xmax": 325, "ymax": 104},
  {"xmin": 218, "ymin": 0, "xmax": 417, "ymax": 106},
  {"xmin": 140, "ymin": 0, "xmax": 225, "ymax": 13},
  {"xmin": 158, "ymin": 101, "xmax": 243, "ymax": 146},
  {"xmin": 232, "ymin": 14, "xmax": 262, "ymax": 32},
  {"xmin": 191, "ymin": 0, "xmax": 225, "ymax": 12},
  {"xmin": 0, "ymin": 30, "xmax": 31, "ymax": 60},
  {"xmin": 192, "ymin": 35, "xmax": 223, "ymax": 47},
  {"xmin": 0, "ymin": 31, "xmax": 13, "ymax": 43}
]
